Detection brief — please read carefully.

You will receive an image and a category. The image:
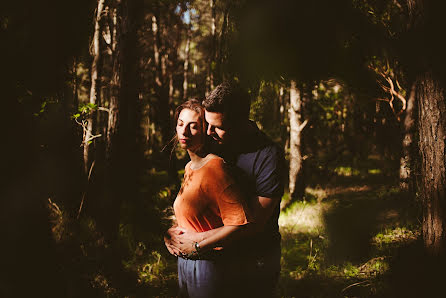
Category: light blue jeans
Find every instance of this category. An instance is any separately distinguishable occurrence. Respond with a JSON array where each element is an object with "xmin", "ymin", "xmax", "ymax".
[{"xmin": 178, "ymin": 258, "xmax": 223, "ymax": 298}]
